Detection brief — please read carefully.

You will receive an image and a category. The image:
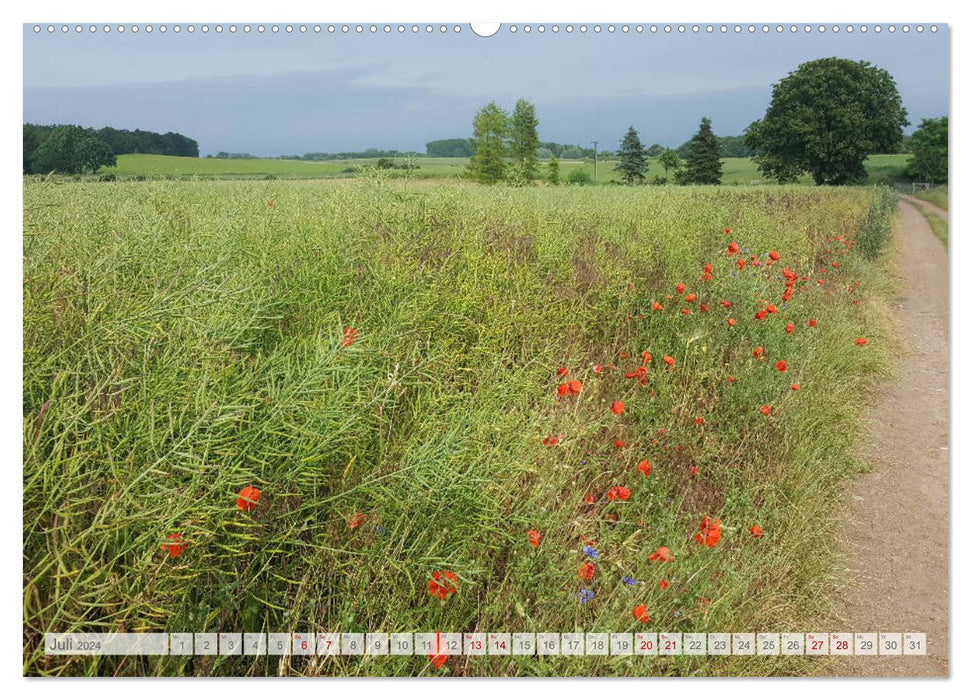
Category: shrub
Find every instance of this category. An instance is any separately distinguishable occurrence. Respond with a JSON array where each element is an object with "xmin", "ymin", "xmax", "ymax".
[
  {"xmin": 857, "ymin": 186, "xmax": 898, "ymax": 259},
  {"xmin": 567, "ymin": 169, "xmax": 592, "ymax": 185}
]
